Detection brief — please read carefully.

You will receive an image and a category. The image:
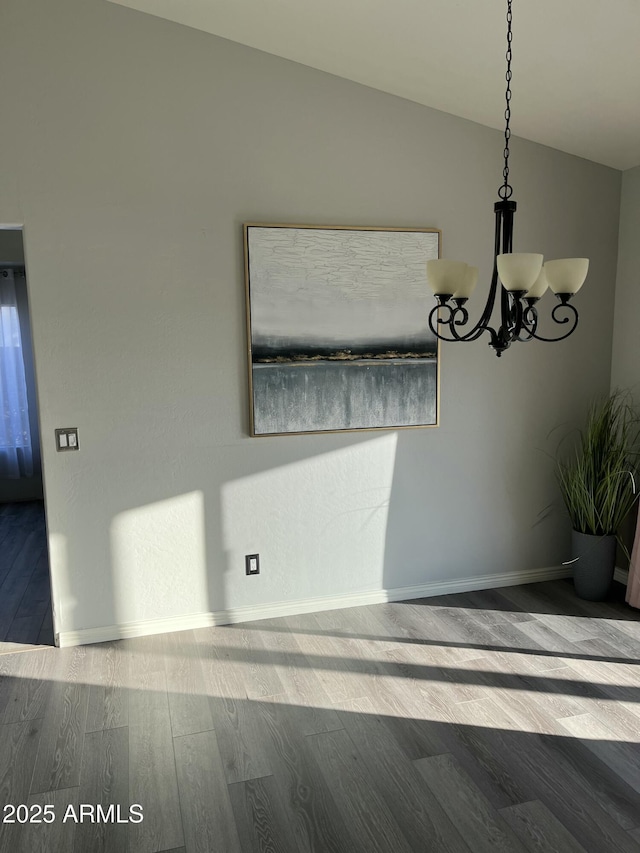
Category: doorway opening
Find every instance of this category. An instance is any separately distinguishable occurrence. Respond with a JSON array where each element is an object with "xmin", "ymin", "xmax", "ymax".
[{"xmin": 0, "ymin": 227, "xmax": 53, "ymax": 650}]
